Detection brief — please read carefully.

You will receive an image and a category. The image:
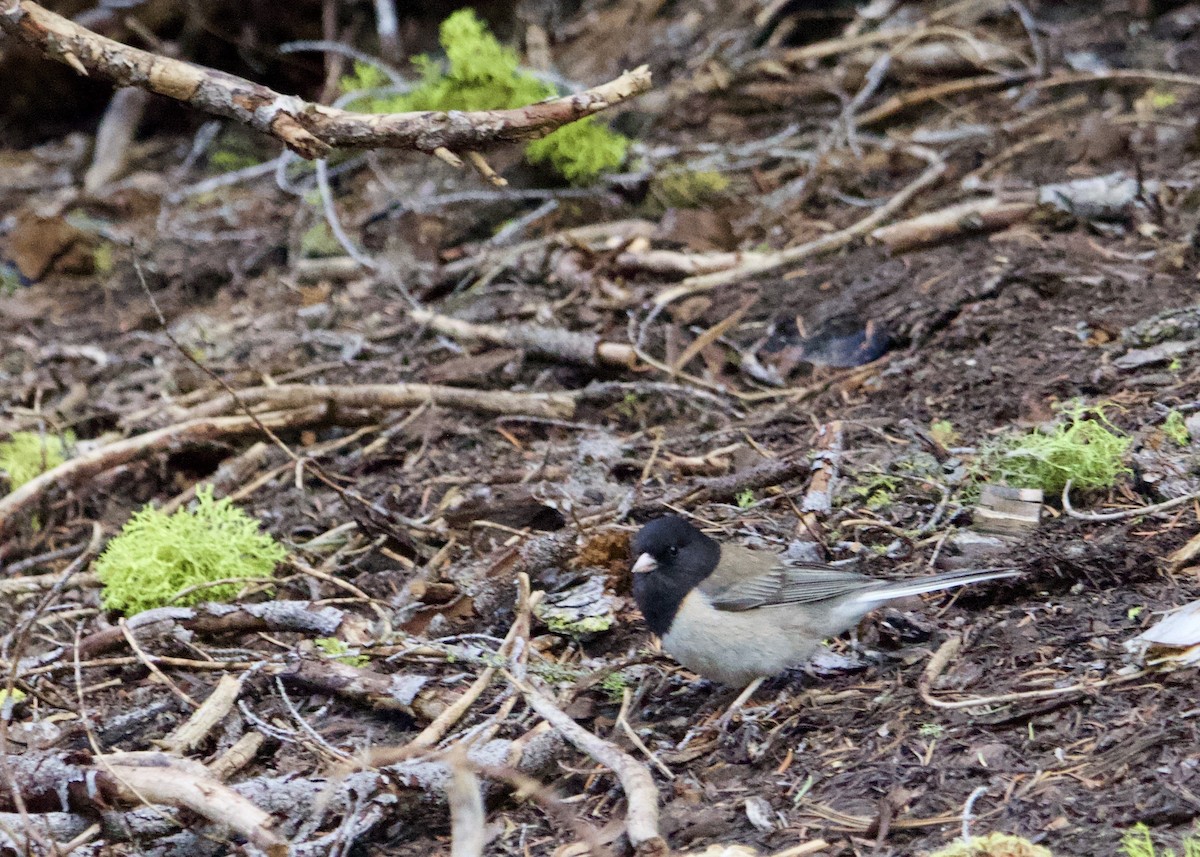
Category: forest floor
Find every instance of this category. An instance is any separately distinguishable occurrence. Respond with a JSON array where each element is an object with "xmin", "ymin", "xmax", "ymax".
[{"xmin": 3, "ymin": 1, "xmax": 1200, "ymax": 855}]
